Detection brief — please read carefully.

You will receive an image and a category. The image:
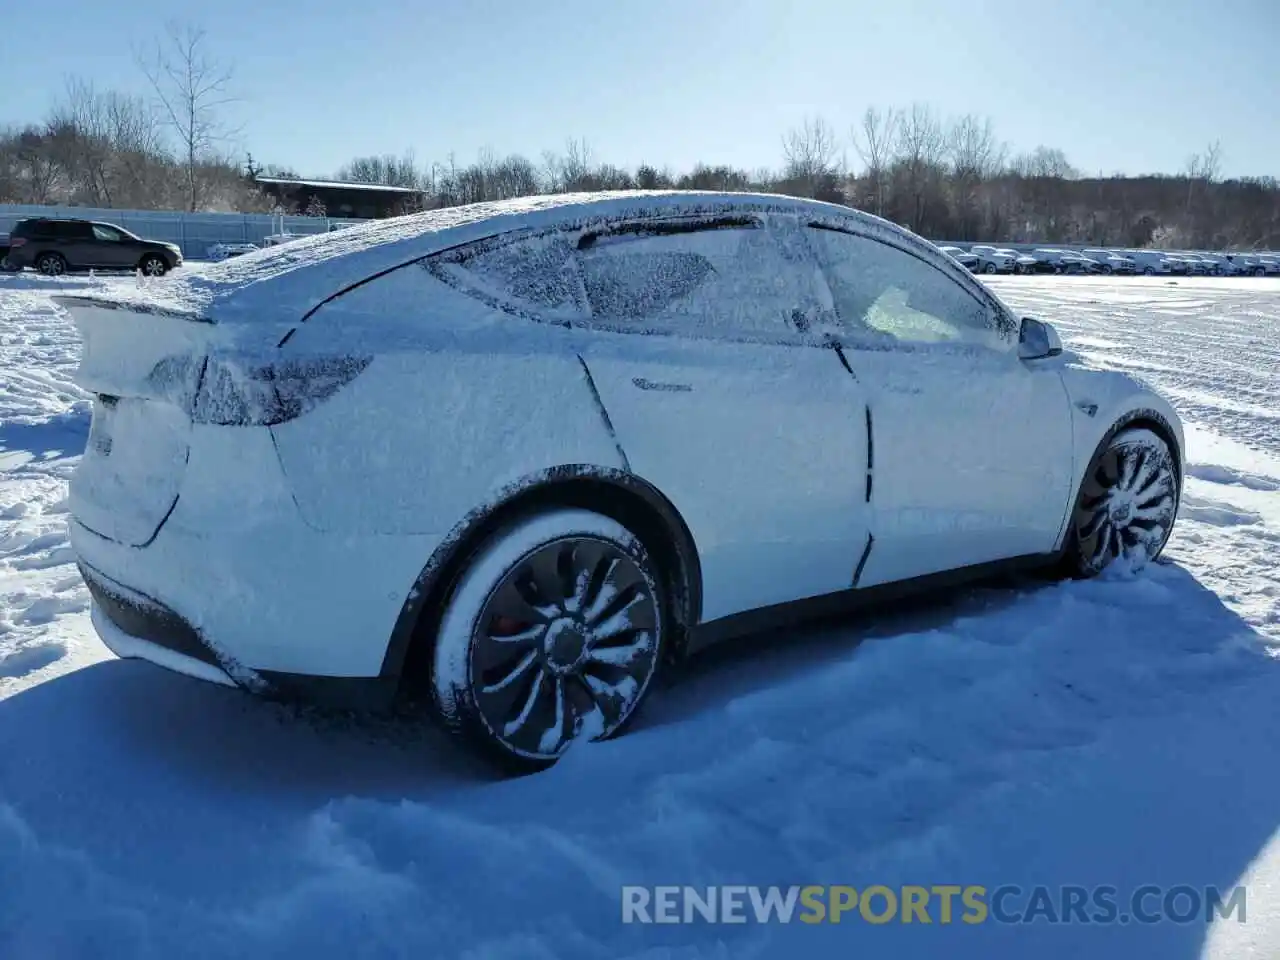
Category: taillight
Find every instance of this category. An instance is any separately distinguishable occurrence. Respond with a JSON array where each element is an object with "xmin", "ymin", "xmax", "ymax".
[
  {"xmin": 192, "ymin": 354, "xmax": 372, "ymax": 426},
  {"xmin": 143, "ymin": 352, "xmax": 371, "ymax": 426}
]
